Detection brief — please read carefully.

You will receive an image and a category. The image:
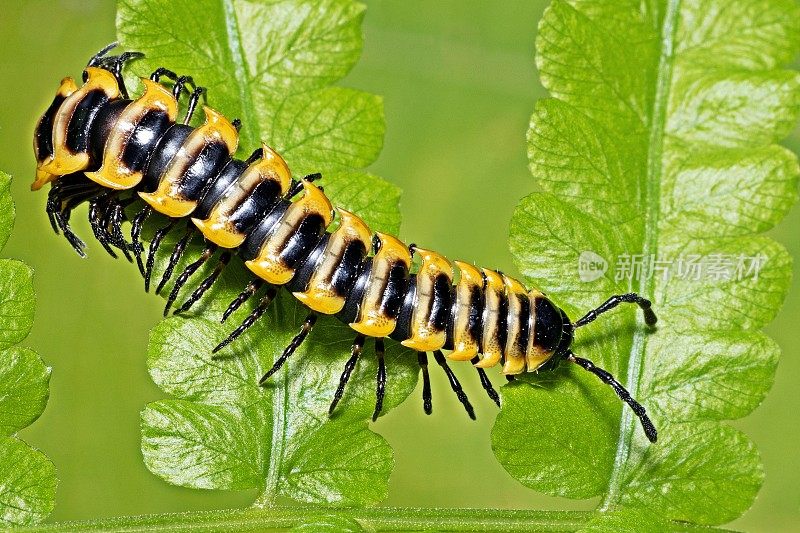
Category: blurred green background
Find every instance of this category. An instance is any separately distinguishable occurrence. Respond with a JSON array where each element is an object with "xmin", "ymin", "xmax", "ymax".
[{"xmin": 0, "ymin": 1, "xmax": 797, "ymax": 530}]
